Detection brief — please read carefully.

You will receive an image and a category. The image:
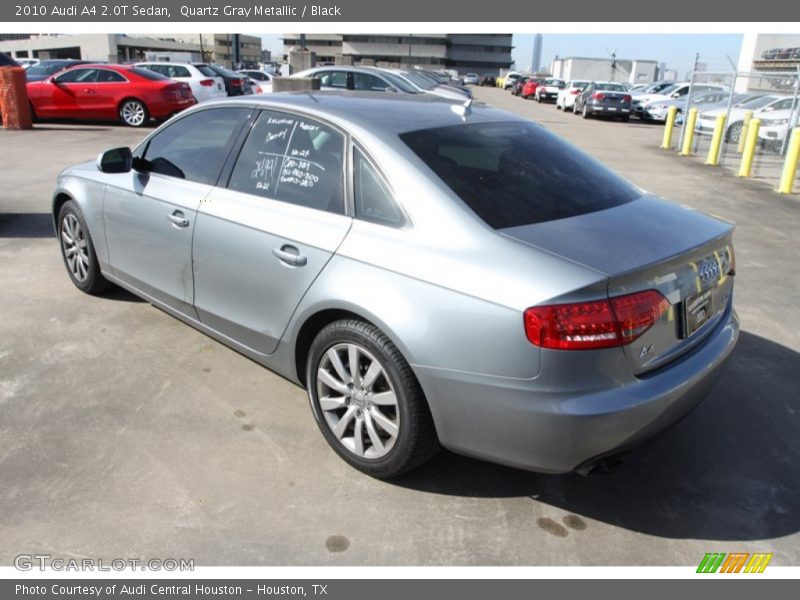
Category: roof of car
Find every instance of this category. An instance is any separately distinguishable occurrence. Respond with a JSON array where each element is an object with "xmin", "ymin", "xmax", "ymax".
[{"xmin": 206, "ymin": 91, "xmax": 523, "ymax": 135}]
